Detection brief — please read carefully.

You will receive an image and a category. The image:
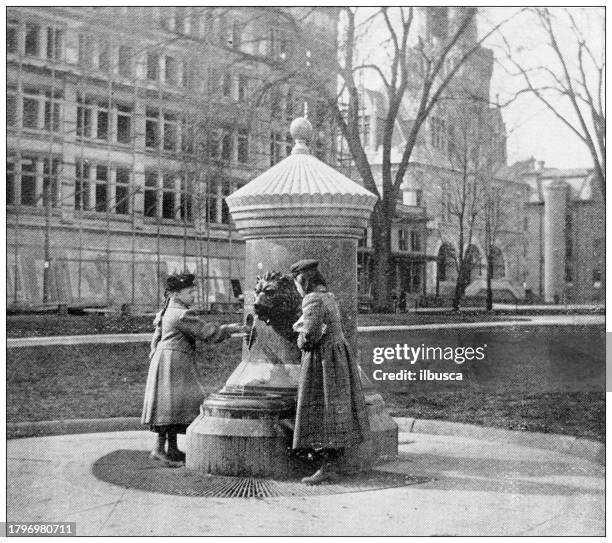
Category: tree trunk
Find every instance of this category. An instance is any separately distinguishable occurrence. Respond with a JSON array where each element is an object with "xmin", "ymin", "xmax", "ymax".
[
  {"xmin": 452, "ymin": 227, "xmax": 465, "ymax": 311},
  {"xmin": 370, "ymin": 203, "xmax": 393, "ymax": 312},
  {"xmin": 486, "ymin": 247, "xmax": 494, "ymax": 311}
]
